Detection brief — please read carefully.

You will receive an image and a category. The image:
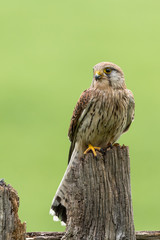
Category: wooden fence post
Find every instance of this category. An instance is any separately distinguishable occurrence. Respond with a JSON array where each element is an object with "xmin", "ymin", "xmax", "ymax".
[
  {"xmin": 0, "ymin": 179, "xmax": 26, "ymax": 240},
  {"xmin": 51, "ymin": 145, "xmax": 136, "ymax": 240}
]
